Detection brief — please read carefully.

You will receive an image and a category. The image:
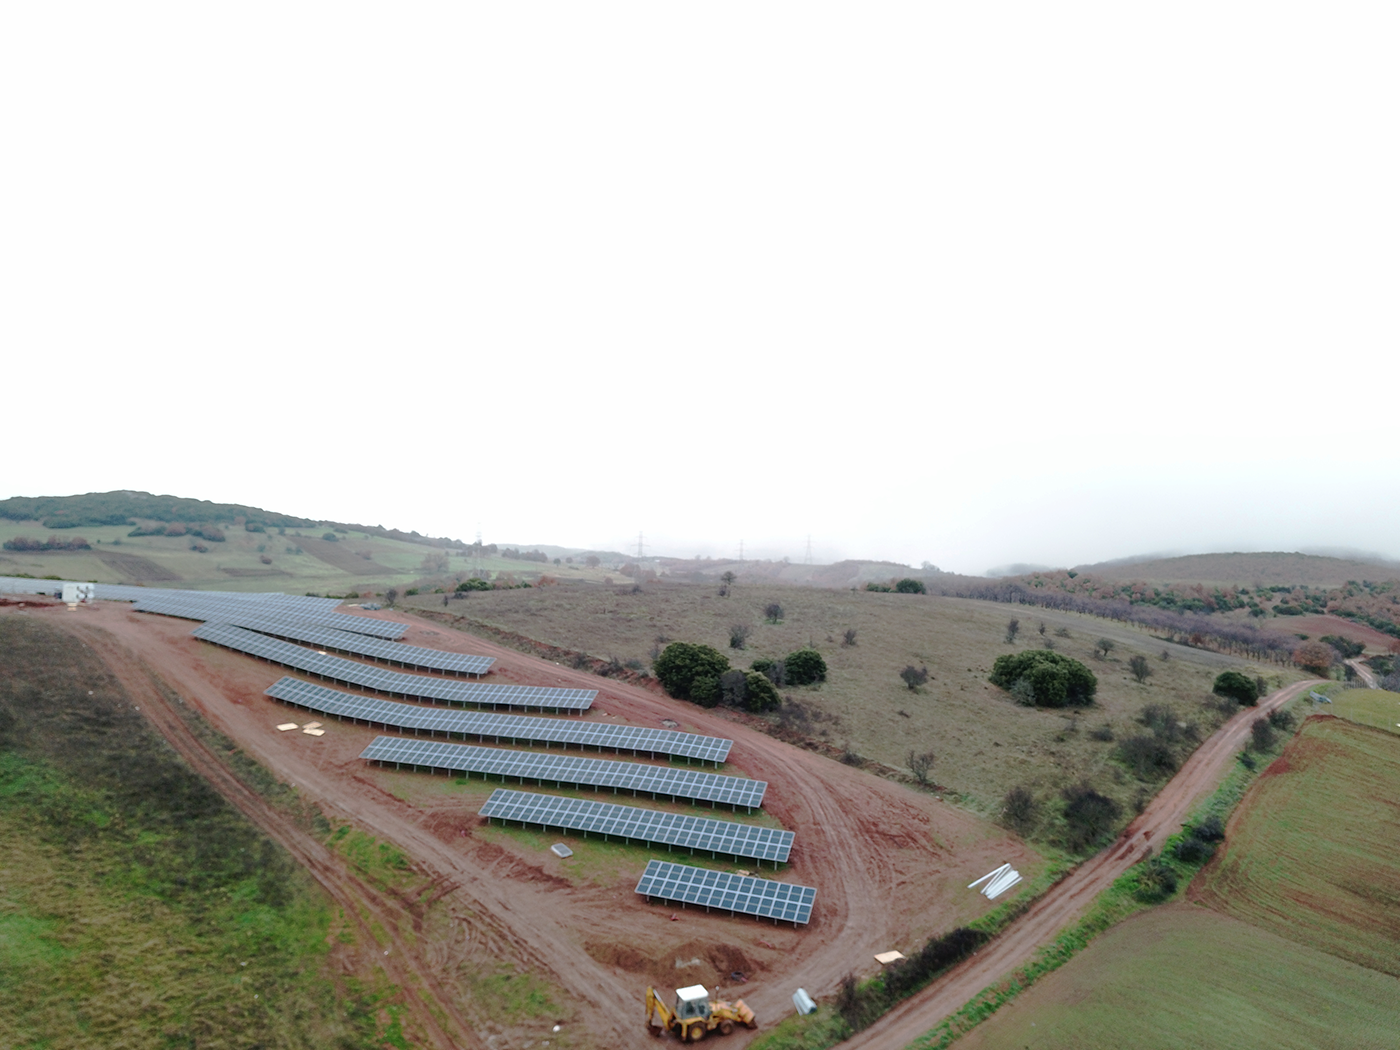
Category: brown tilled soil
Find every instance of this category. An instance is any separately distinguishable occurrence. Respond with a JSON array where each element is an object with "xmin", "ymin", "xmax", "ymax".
[
  {"xmin": 93, "ymin": 548, "xmax": 184, "ymax": 581},
  {"xmin": 18, "ymin": 602, "xmax": 1040, "ymax": 1049}
]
